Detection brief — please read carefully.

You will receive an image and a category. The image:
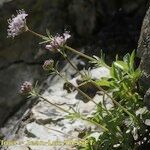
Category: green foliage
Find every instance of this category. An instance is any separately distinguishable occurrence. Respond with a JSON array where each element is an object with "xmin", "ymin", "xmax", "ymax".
[
  {"xmin": 91, "ymin": 51, "xmax": 110, "ymax": 69},
  {"xmin": 79, "ymin": 51, "xmax": 150, "ymax": 150},
  {"xmin": 15, "ymin": 23, "xmax": 149, "ymax": 149}
]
